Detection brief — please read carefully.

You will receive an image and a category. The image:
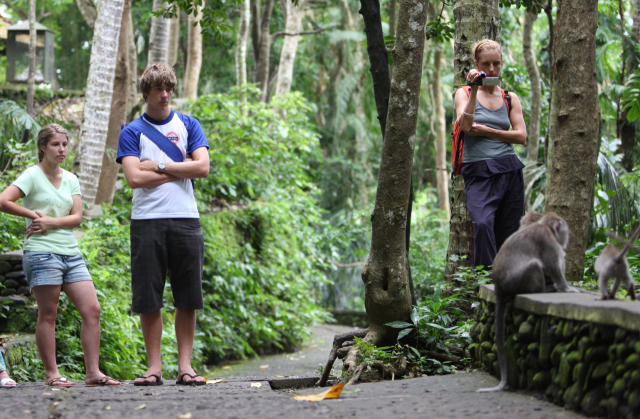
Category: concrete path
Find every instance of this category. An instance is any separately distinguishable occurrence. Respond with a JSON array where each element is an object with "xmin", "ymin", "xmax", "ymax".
[{"xmin": 1, "ymin": 324, "xmax": 589, "ymax": 419}]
